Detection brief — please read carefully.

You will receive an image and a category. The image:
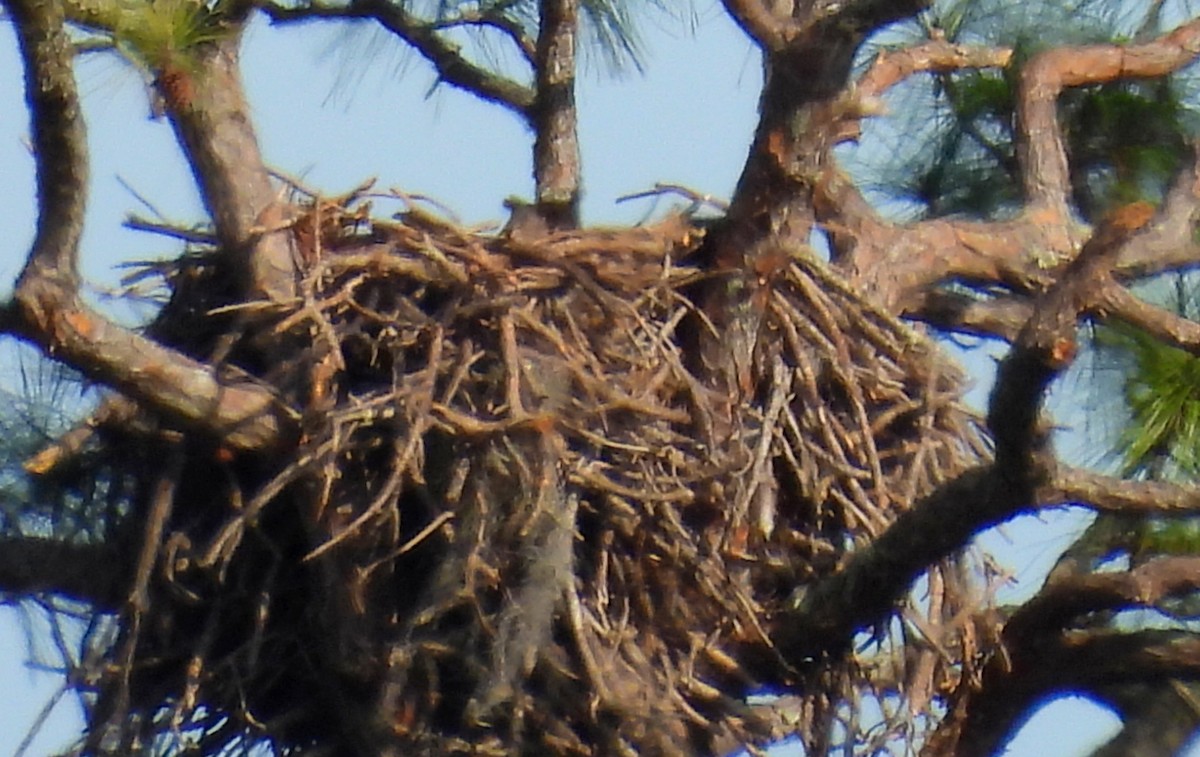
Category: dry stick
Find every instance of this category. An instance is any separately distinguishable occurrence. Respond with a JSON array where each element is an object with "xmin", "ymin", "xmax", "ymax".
[
  {"xmin": 171, "ymin": 606, "xmax": 222, "ymax": 734},
  {"xmin": 199, "ymin": 446, "xmax": 328, "ymax": 569},
  {"xmin": 106, "ymin": 448, "xmax": 182, "ymax": 749},
  {"xmin": 304, "ymin": 332, "xmax": 443, "ymax": 562},
  {"xmin": 725, "ymin": 357, "xmax": 790, "ymax": 545},
  {"xmin": 500, "ymin": 311, "xmax": 527, "ymax": 417}
]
